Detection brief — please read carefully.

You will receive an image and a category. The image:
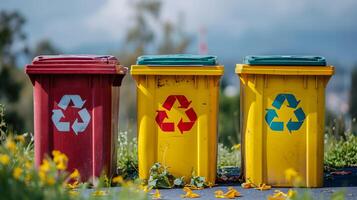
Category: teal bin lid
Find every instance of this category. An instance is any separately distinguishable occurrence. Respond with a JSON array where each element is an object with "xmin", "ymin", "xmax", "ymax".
[
  {"xmin": 136, "ymin": 54, "xmax": 218, "ymax": 66},
  {"xmin": 243, "ymin": 55, "xmax": 326, "ymax": 66}
]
